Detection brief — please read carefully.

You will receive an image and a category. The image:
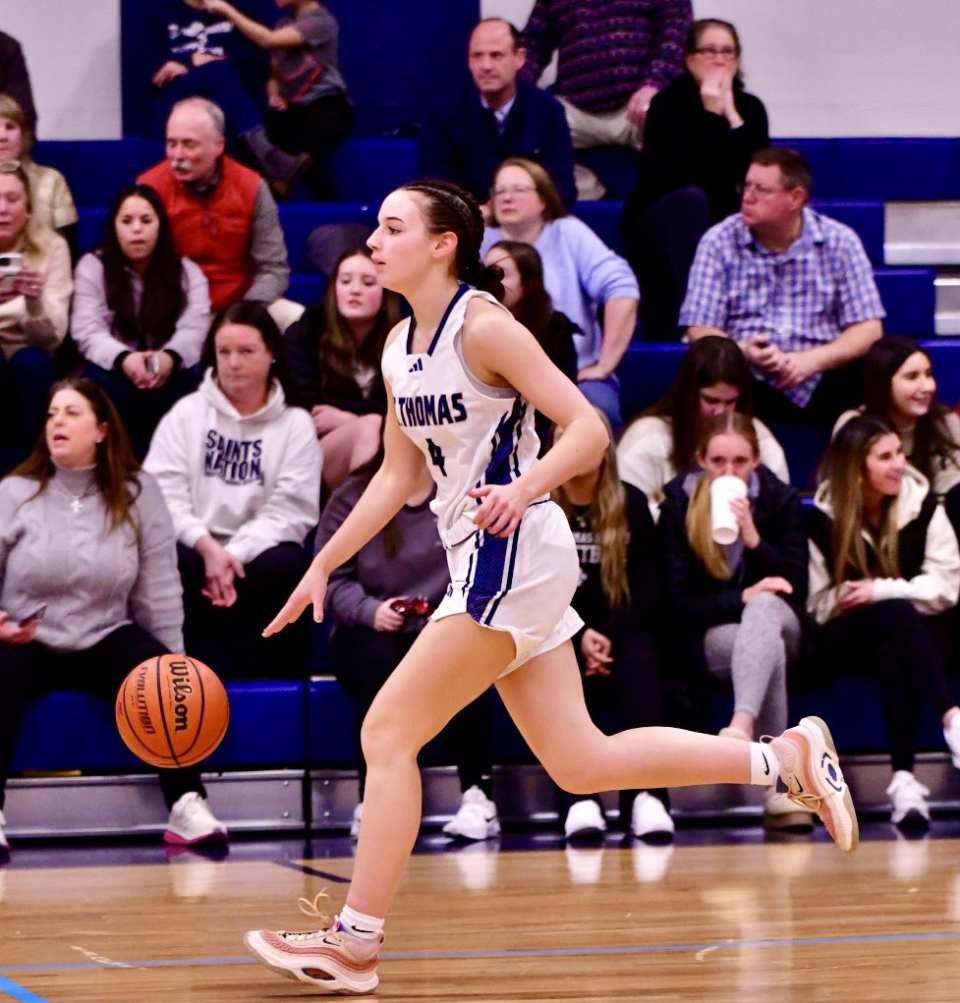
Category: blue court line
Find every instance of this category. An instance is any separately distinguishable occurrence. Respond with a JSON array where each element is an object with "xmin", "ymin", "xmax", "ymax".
[
  {"xmin": 0, "ymin": 971, "xmax": 54, "ymax": 1003},
  {"xmin": 271, "ymin": 859, "xmax": 351, "ymax": 883},
  {"xmin": 4, "ymin": 929, "xmax": 960, "ymax": 975}
]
